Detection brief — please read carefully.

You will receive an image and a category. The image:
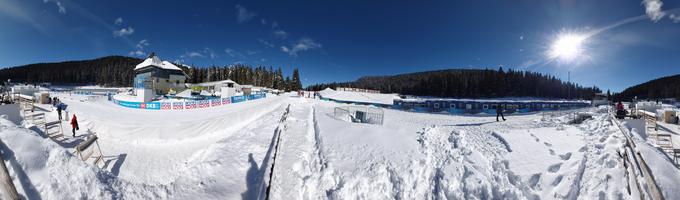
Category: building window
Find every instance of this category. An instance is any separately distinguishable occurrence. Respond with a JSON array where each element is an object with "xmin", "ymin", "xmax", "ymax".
[
  {"xmin": 176, "ymin": 80, "xmax": 180, "ymax": 85},
  {"xmin": 166, "ymin": 79, "xmax": 169, "ymax": 83},
  {"xmin": 450, "ymin": 104, "xmax": 456, "ymax": 109},
  {"xmin": 434, "ymin": 103, "xmax": 440, "ymax": 109},
  {"xmin": 483, "ymin": 104, "xmax": 489, "ymax": 109},
  {"xmin": 466, "ymin": 104, "xmax": 472, "ymax": 109}
]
